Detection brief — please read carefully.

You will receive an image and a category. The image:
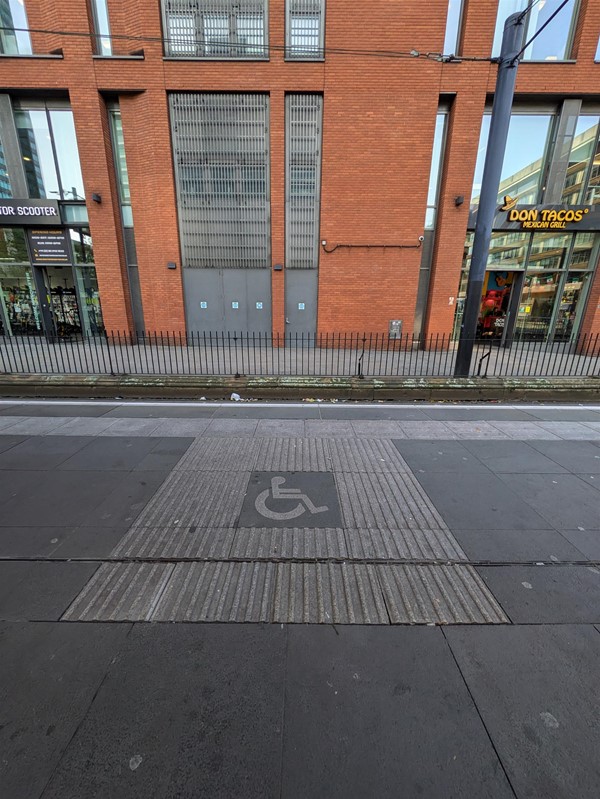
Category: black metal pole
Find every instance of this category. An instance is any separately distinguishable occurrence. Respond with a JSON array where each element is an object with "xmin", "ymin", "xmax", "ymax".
[{"xmin": 454, "ymin": 12, "xmax": 527, "ymax": 377}]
